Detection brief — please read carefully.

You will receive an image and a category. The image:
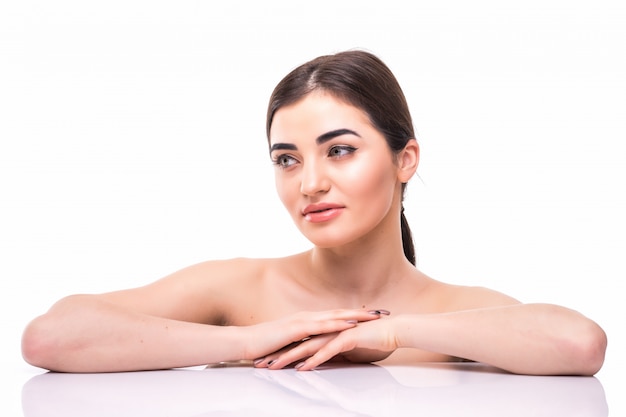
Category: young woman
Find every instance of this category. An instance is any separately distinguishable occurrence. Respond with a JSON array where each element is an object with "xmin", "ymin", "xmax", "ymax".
[{"xmin": 21, "ymin": 50, "xmax": 607, "ymax": 375}]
